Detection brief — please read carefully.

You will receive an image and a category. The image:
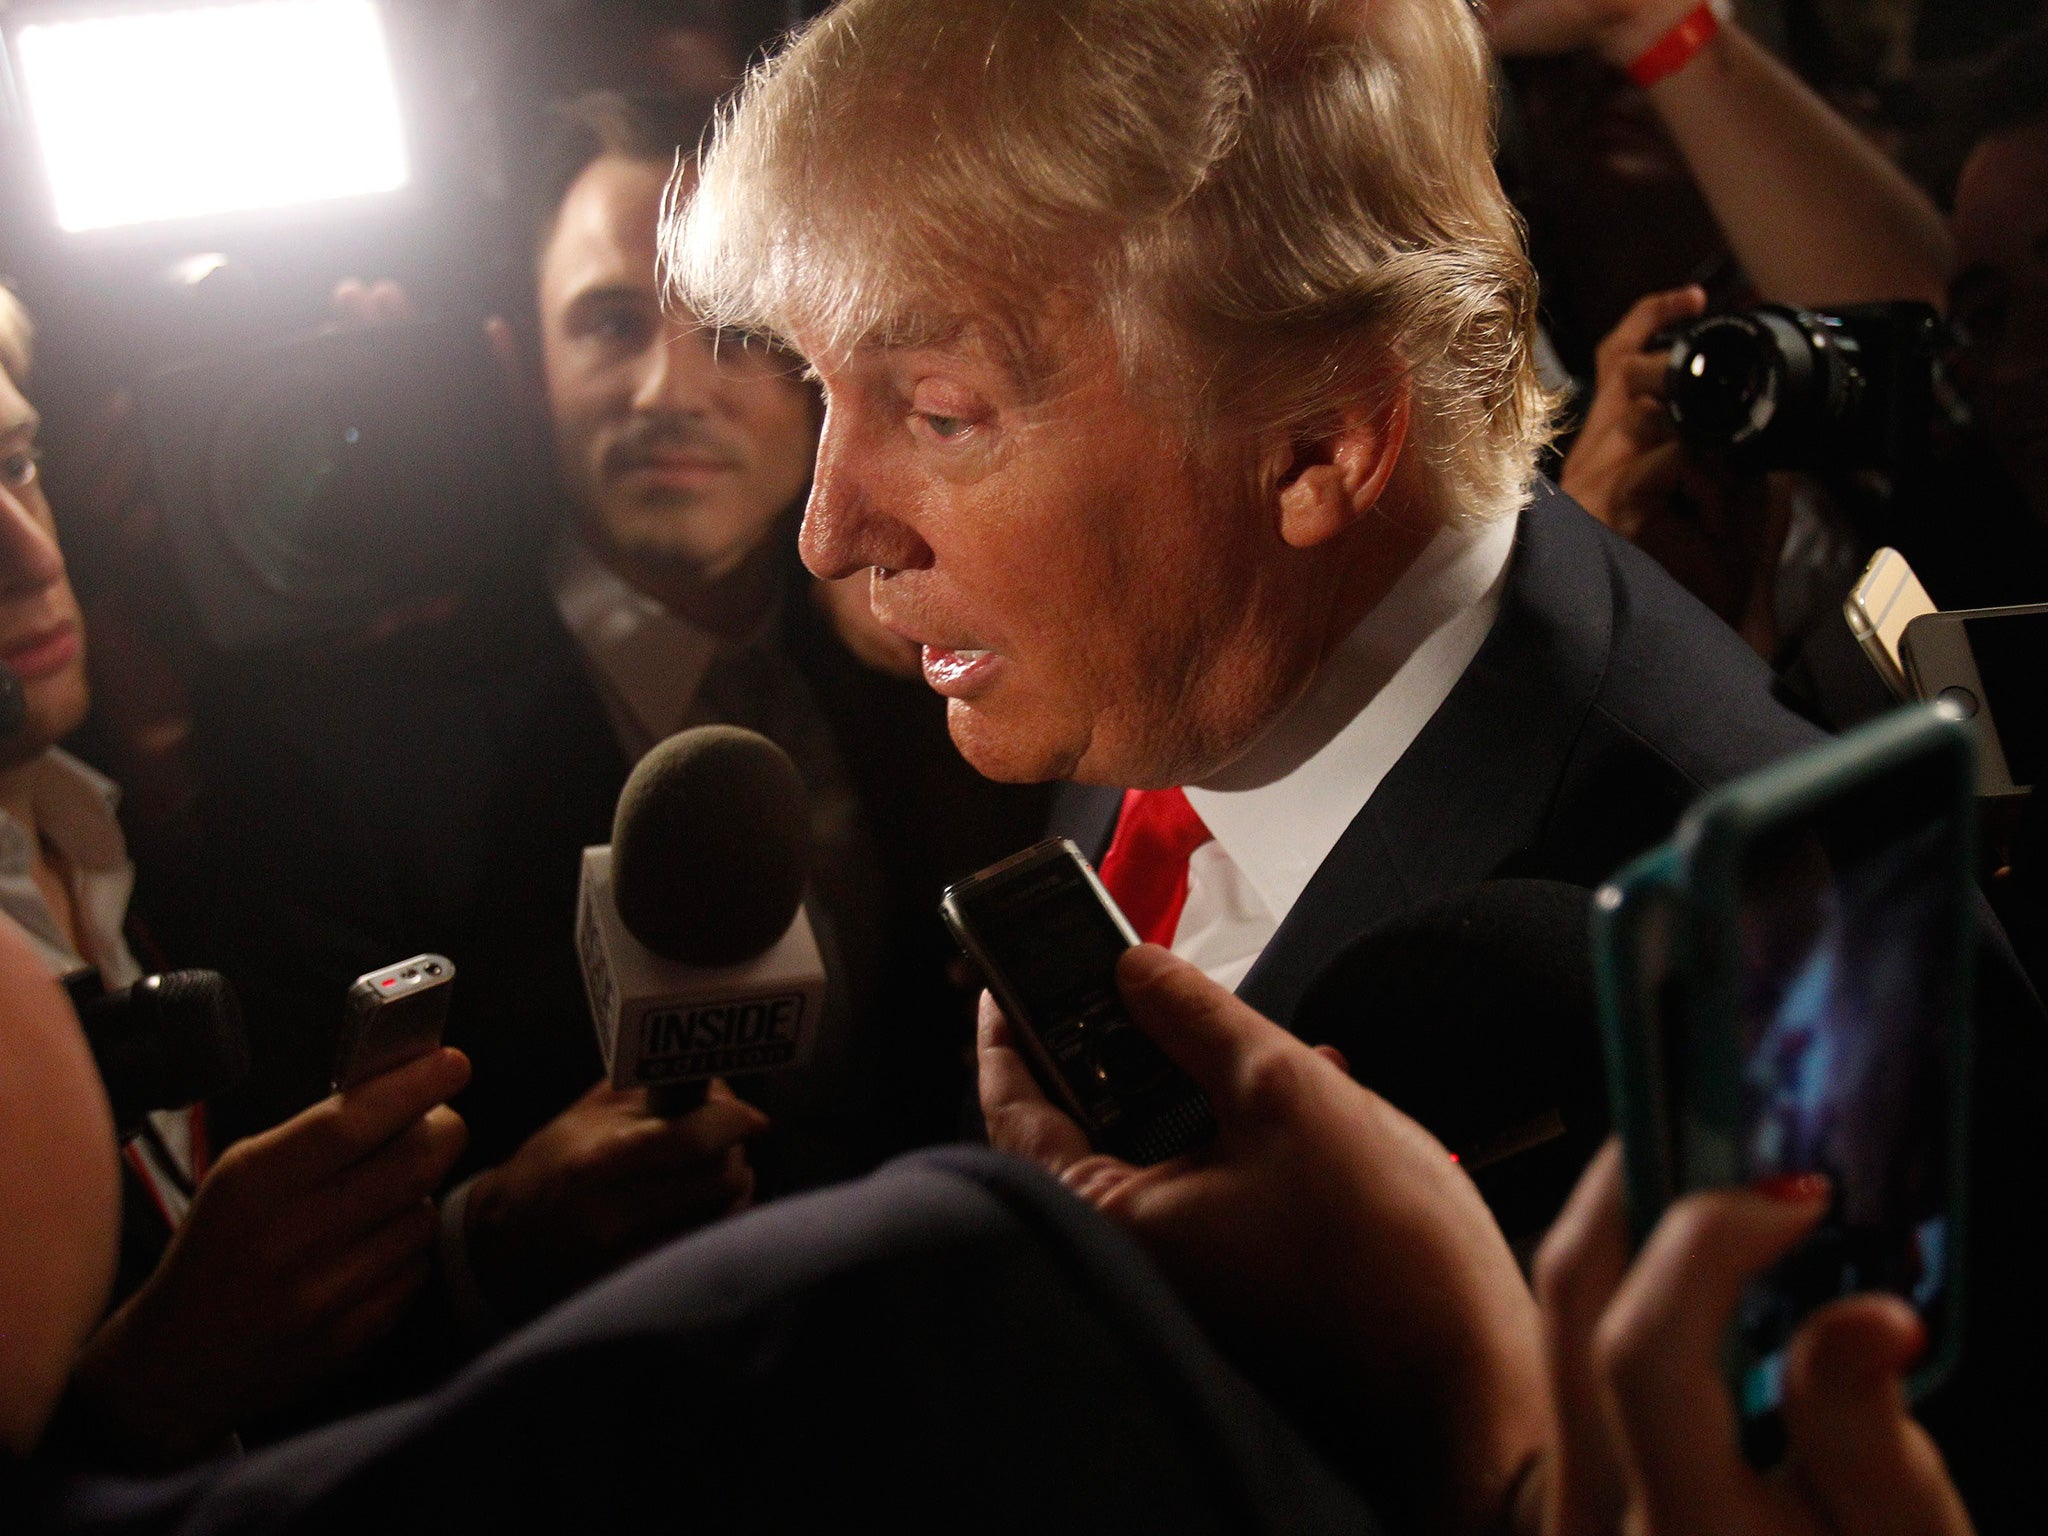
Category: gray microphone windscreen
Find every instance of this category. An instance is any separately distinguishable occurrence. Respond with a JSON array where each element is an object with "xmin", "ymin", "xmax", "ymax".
[{"xmin": 611, "ymin": 725, "xmax": 812, "ymax": 966}]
